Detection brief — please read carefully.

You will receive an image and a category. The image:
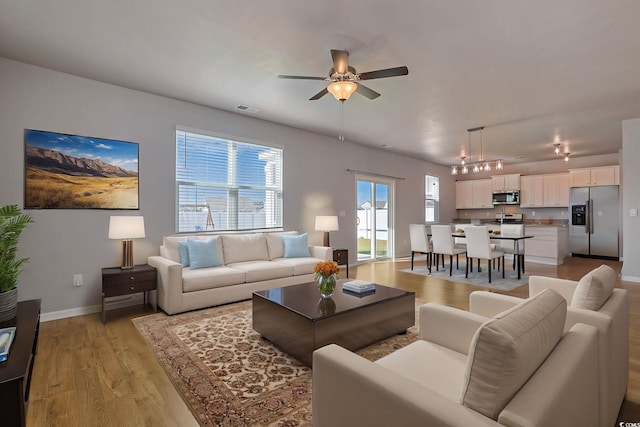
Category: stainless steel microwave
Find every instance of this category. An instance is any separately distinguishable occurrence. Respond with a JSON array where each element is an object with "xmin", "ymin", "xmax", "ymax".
[{"xmin": 492, "ymin": 191, "xmax": 520, "ymax": 205}]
